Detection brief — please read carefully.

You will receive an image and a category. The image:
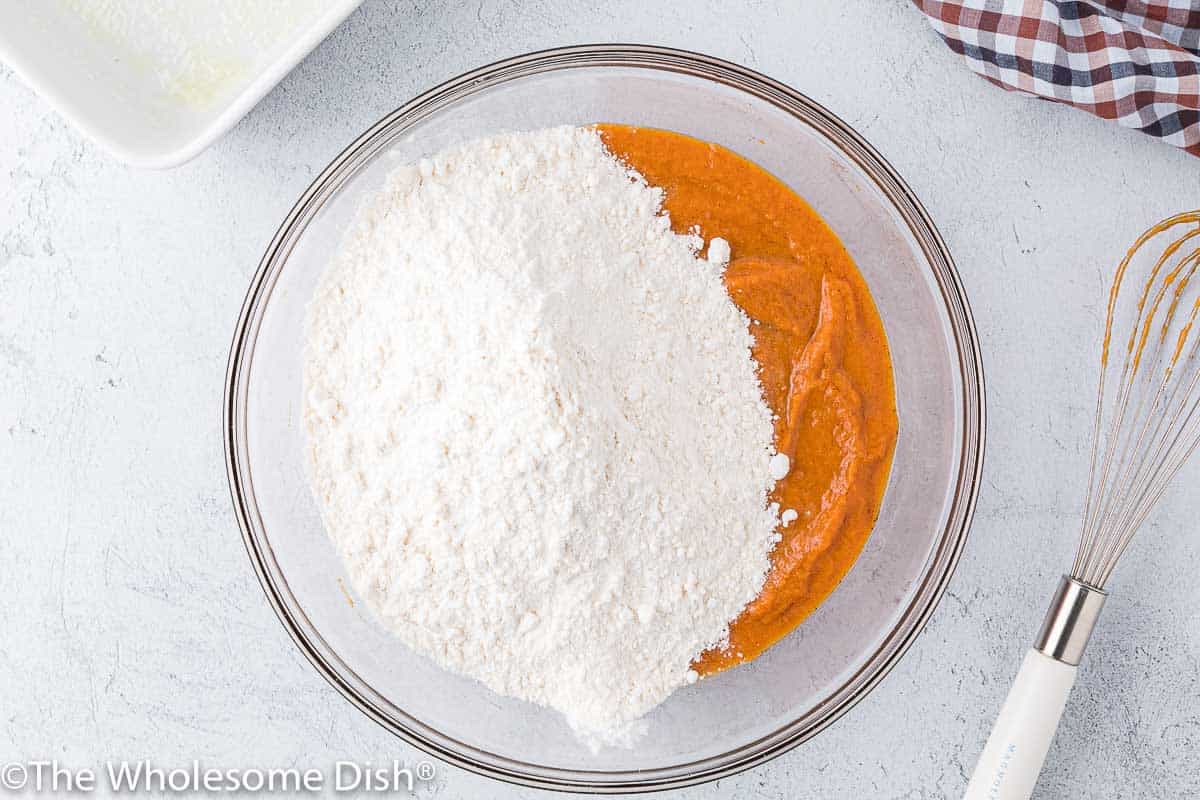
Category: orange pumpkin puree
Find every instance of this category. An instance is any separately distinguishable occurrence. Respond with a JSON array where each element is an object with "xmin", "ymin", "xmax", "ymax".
[{"xmin": 597, "ymin": 125, "xmax": 899, "ymax": 675}]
